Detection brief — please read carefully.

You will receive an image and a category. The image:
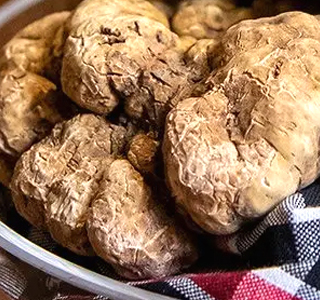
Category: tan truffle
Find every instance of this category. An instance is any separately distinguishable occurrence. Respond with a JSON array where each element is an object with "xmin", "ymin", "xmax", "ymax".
[
  {"xmin": 62, "ymin": 0, "xmax": 207, "ymax": 128},
  {"xmin": 0, "ymin": 12, "xmax": 70, "ymax": 84},
  {"xmin": 163, "ymin": 12, "xmax": 320, "ymax": 234},
  {"xmin": 87, "ymin": 159, "xmax": 198, "ymax": 279},
  {"xmin": 11, "ymin": 114, "xmax": 198, "ymax": 279},
  {"xmin": 172, "ymin": 0, "xmax": 253, "ymax": 40},
  {"xmin": 0, "ymin": 70, "xmax": 63, "ymax": 158},
  {"xmin": 10, "ymin": 114, "xmax": 127, "ymax": 255},
  {"xmin": 0, "ymin": 12, "xmax": 75, "ymax": 186},
  {"xmin": 127, "ymin": 133, "xmax": 160, "ymax": 174}
]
